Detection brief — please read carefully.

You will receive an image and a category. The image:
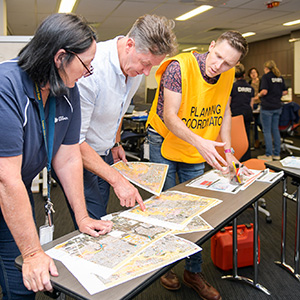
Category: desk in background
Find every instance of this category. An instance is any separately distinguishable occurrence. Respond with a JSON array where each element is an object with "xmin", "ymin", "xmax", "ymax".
[
  {"xmin": 16, "ymin": 174, "xmax": 281, "ymax": 299},
  {"xmin": 265, "ymin": 161, "xmax": 300, "ymax": 281},
  {"xmin": 123, "ymin": 111, "xmax": 148, "ymax": 134},
  {"xmin": 122, "ymin": 112, "xmax": 148, "ymax": 161}
]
